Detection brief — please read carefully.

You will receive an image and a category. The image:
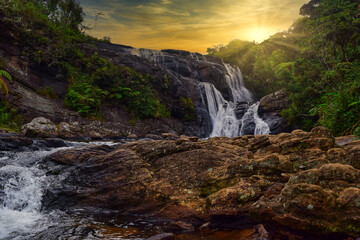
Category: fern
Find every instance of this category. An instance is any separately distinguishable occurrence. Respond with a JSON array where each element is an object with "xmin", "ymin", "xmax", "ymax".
[{"xmin": 0, "ymin": 70, "xmax": 12, "ymax": 96}]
